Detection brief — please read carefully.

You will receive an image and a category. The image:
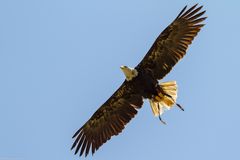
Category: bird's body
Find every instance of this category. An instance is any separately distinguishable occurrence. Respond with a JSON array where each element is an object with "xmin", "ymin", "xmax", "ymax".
[
  {"xmin": 121, "ymin": 67, "xmax": 179, "ymax": 118},
  {"xmin": 71, "ymin": 4, "xmax": 206, "ymax": 157},
  {"xmin": 121, "ymin": 66, "xmax": 157, "ymax": 99}
]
